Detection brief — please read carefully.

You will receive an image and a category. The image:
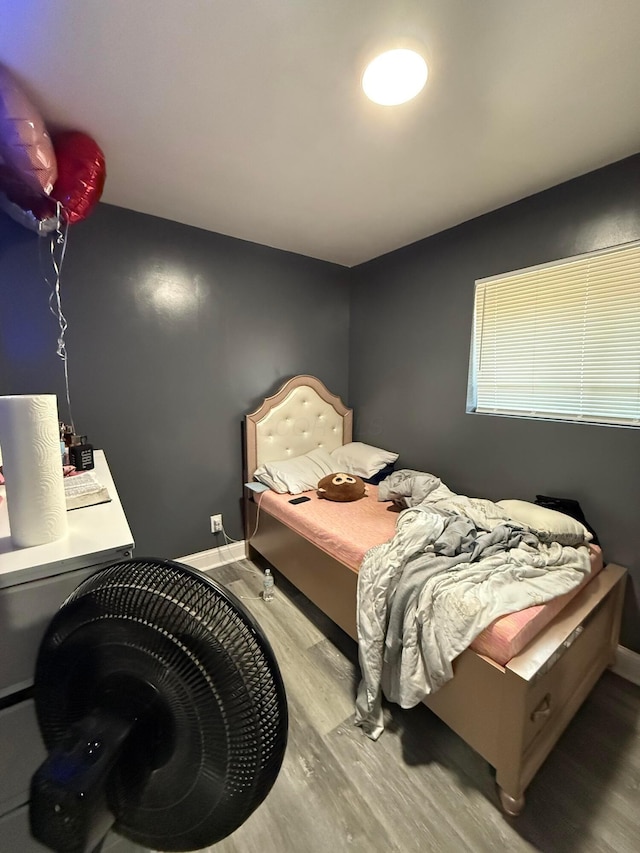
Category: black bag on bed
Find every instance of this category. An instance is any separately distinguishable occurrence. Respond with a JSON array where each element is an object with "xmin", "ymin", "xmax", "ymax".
[{"xmin": 534, "ymin": 495, "xmax": 600, "ymax": 547}]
